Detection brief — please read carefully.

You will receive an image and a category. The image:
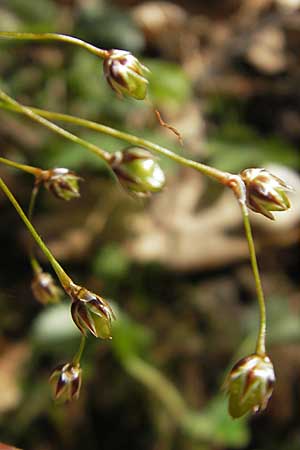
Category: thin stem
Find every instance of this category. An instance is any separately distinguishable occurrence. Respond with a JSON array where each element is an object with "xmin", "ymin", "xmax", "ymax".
[
  {"xmin": 0, "ymin": 91, "xmax": 112, "ymax": 163},
  {"xmin": 0, "ymin": 156, "xmax": 41, "ymax": 176},
  {"xmin": 0, "ymin": 101, "xmax": 230, "ymax": 185},
  {"xmin": 0, "ymin": 32, "xmax": 109, "ymax": 59},
  {"xmin": 0, "ymin": 177, "xmax": 72, "ymax": 290},
  {"xmin": 28, "ymin": 185, "xmax": 43, "ymax": 275},
  {"xmin": 28, "ymin": 184, "xmax": 39, "ymax": 220},
  {"xmin": 241, "ymin": 202, "xmax": 266, "ymax": 356},
  {"xmin": 30, "ymin": 255, "xmax": 42, "ymax": 275},
  {"xmin": 73, "ymin": 336, "xmax": 86, "ymax": 366}
]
